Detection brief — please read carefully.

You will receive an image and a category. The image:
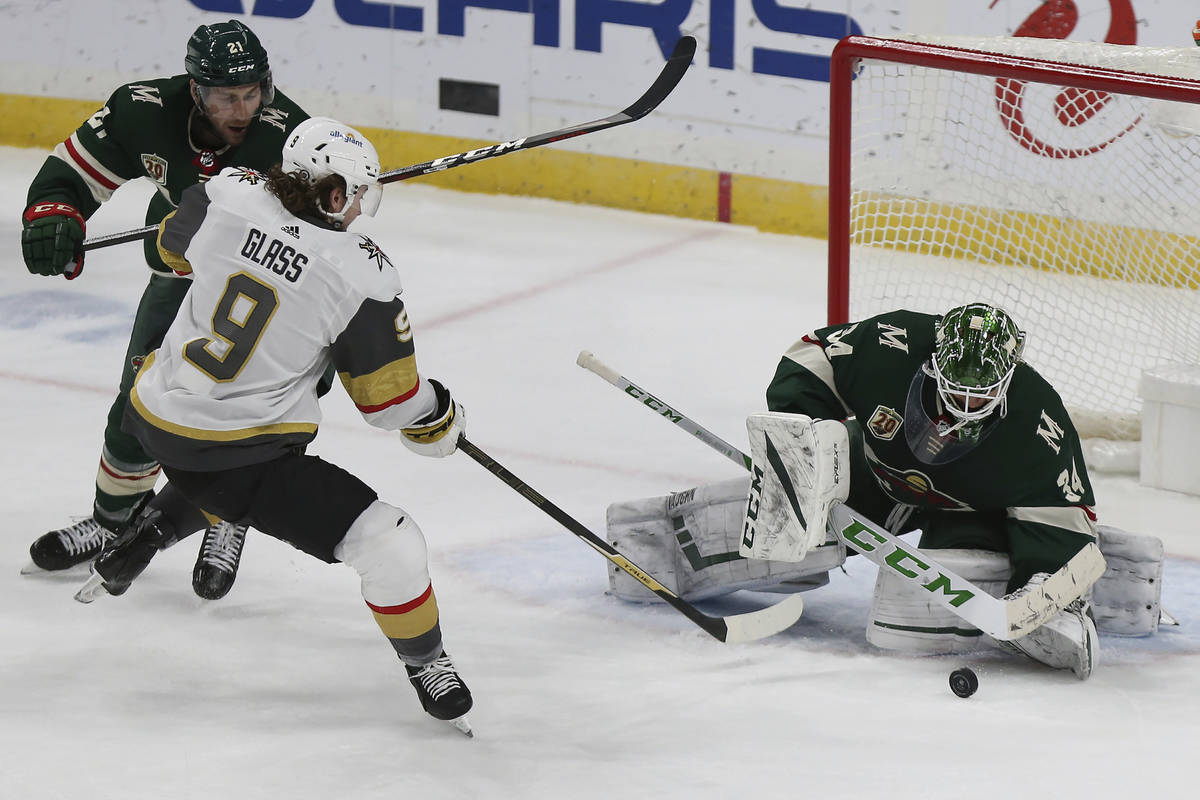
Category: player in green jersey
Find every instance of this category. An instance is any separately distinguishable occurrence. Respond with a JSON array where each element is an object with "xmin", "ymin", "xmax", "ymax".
[
  {"xmin": 20, "ymin": 20, "xmax": 308, "ymax": 600},
  {"xmin": 765, "ymin": 303, "xmax": 1097, "ymax": 591},
  {"xmin": 758, "ymin": 302, "xmax": 1102, "ymax": 675},
  {"xmin": 607, "ymin": 303, "xmax": 1132, "ymax": 678}
]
